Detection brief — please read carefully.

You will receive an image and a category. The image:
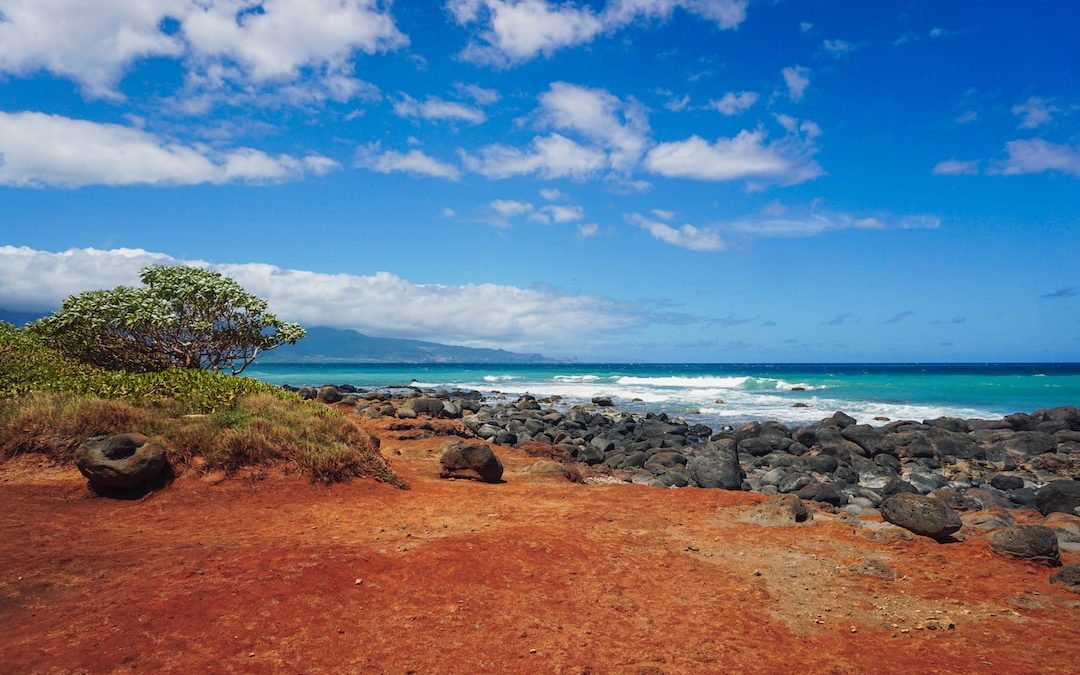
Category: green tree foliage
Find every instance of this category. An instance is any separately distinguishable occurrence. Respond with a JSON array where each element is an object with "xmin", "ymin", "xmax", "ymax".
[{"xmin": 30, "ymin": 266, "xmax": 305, "ymax": 374}]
